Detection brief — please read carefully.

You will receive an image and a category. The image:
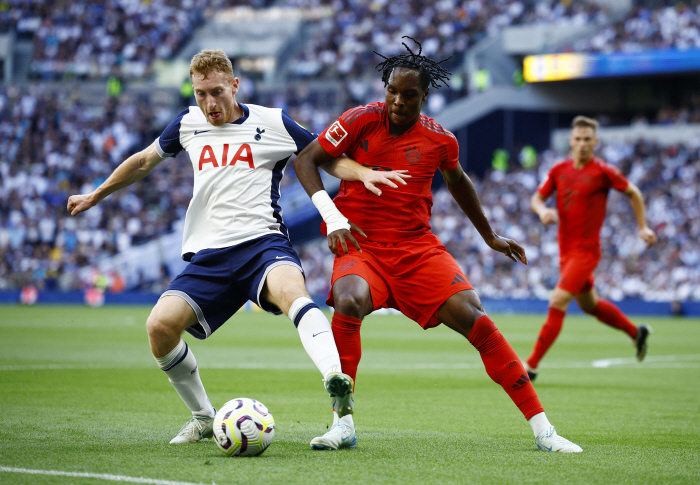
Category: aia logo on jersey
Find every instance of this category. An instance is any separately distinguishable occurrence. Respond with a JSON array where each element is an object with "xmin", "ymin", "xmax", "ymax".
[
  {"xmin": 404, "ymin": 146, "xmax": 422, "ymax": 164},
  {"xmin": 338, "ymin": 259, "xmax": 356, "ymax": 271},
  {"xmin": 198, "ymin": 144, "xmax": 255, "ymax": 170},
  {"xmin": 325, "ymin": 121, "xmax": 348, "ymax": 147}
]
